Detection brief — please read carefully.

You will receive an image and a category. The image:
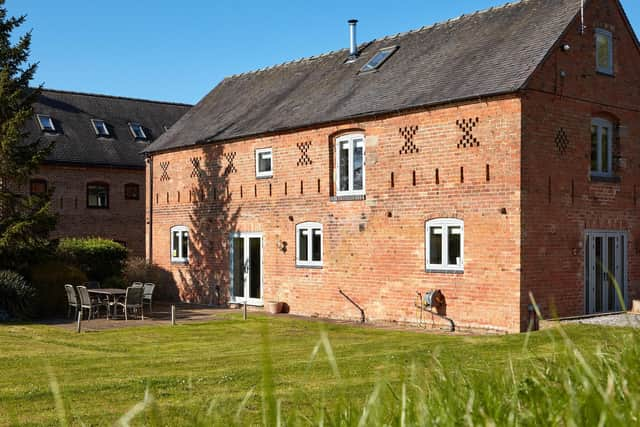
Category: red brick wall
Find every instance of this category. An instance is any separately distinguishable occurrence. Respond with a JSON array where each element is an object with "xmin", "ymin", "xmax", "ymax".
[
  {"xmin": 28, "ymin": 164, "xmax": 146, "ymax": 256},
  {"xmin": 521, "ymin": 0, "xmax": 640, "ymax": 324},
  {"xmin": 147, "ymin": 96, "xmax": 523, "ymax": 332}
]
